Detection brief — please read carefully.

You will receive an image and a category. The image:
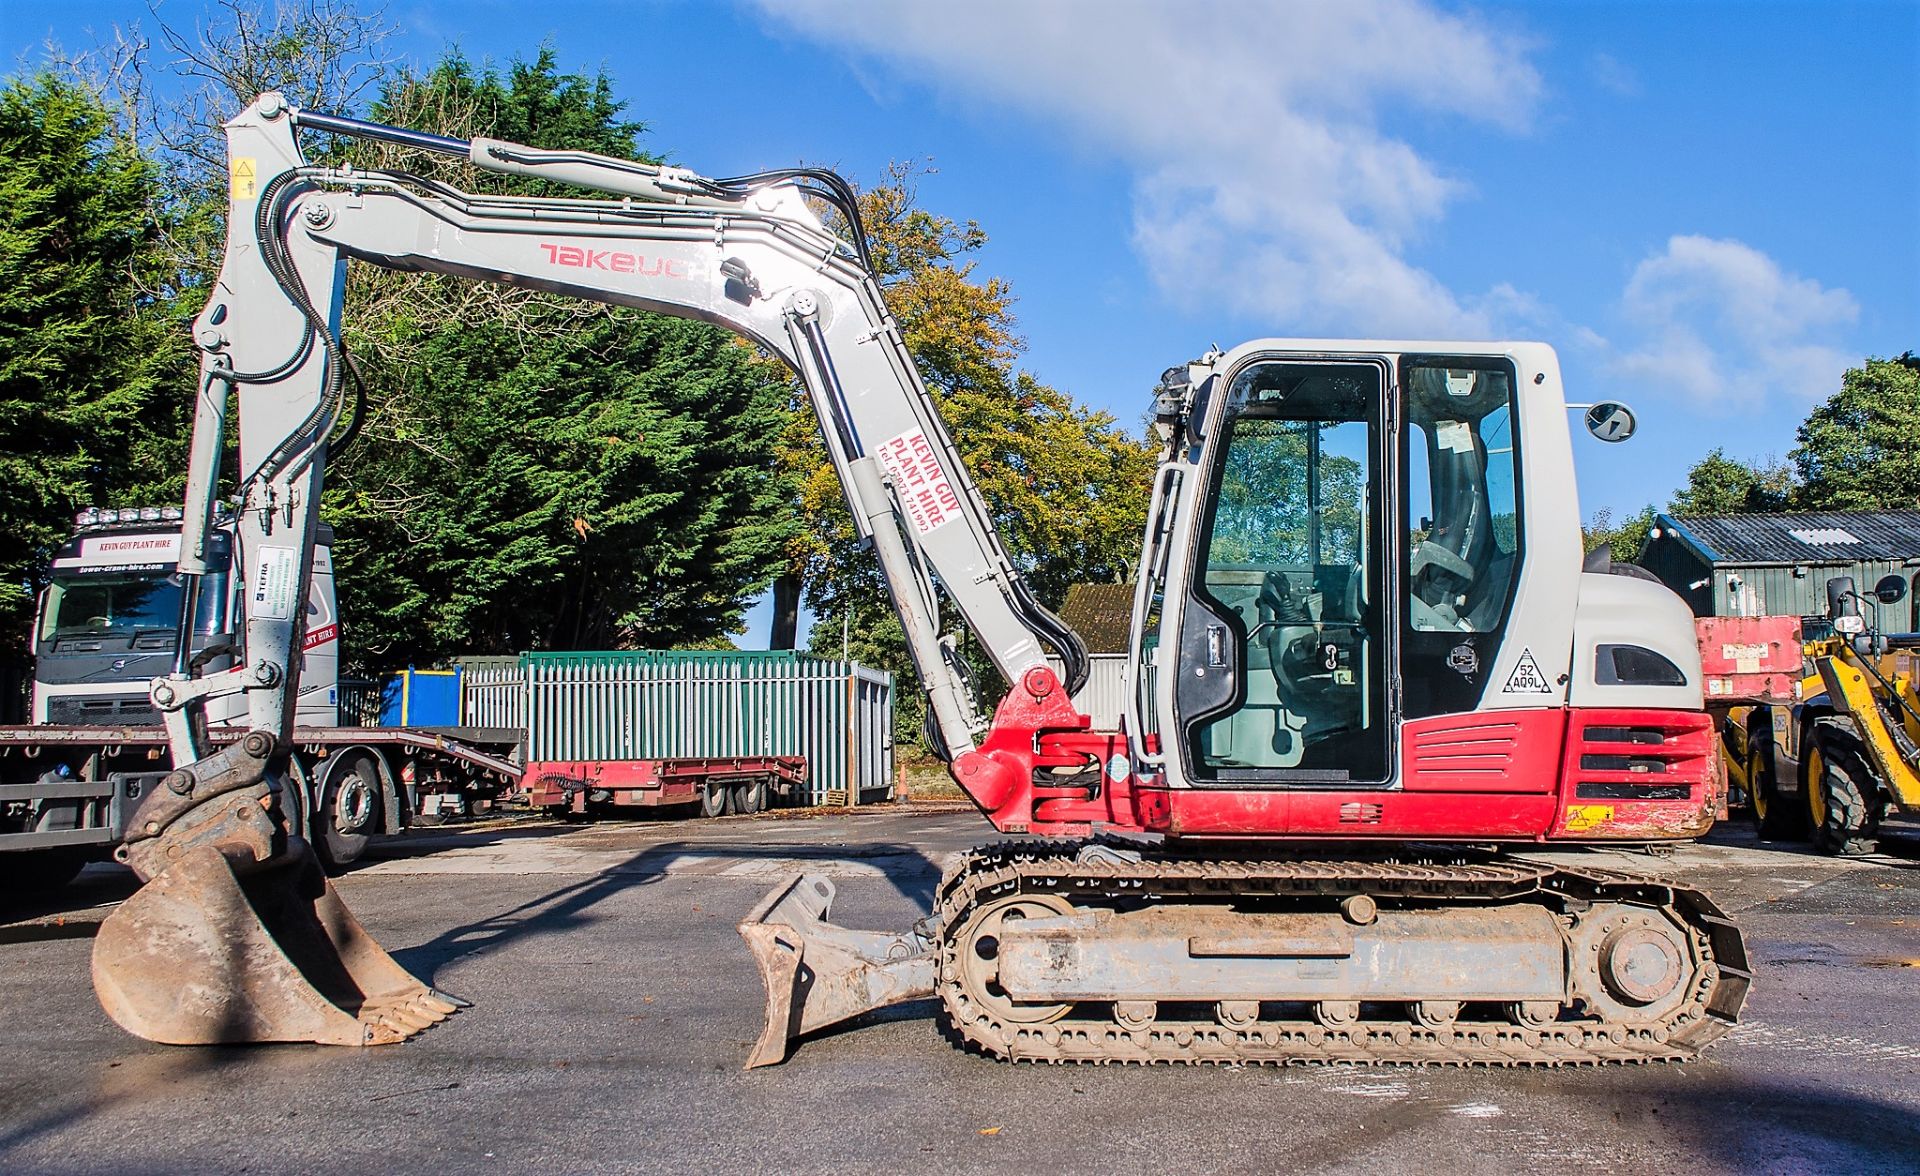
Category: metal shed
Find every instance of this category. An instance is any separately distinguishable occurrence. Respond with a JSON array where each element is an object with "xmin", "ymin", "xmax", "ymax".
[{"xmin": 1637, "ymin": 510, "xmax": 1920, "ymax": 622}]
